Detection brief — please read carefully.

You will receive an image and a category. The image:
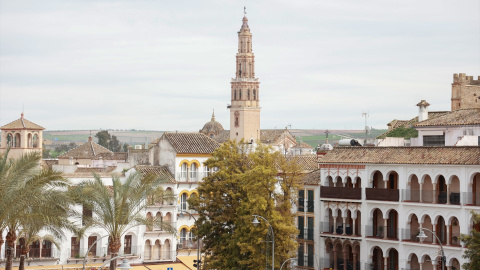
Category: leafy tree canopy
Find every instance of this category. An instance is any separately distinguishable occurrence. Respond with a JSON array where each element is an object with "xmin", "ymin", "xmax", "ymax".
[
  {"xmin": 461, "ymin": 211, "xmax": 480, "ymax": 269},
  {"xmin": 189, "ymin": 140, "xmax": 301, "ymax": 269},
  {"xmin": 95, "ymin": 130, "xmax": 122, "ymax": 152}
]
